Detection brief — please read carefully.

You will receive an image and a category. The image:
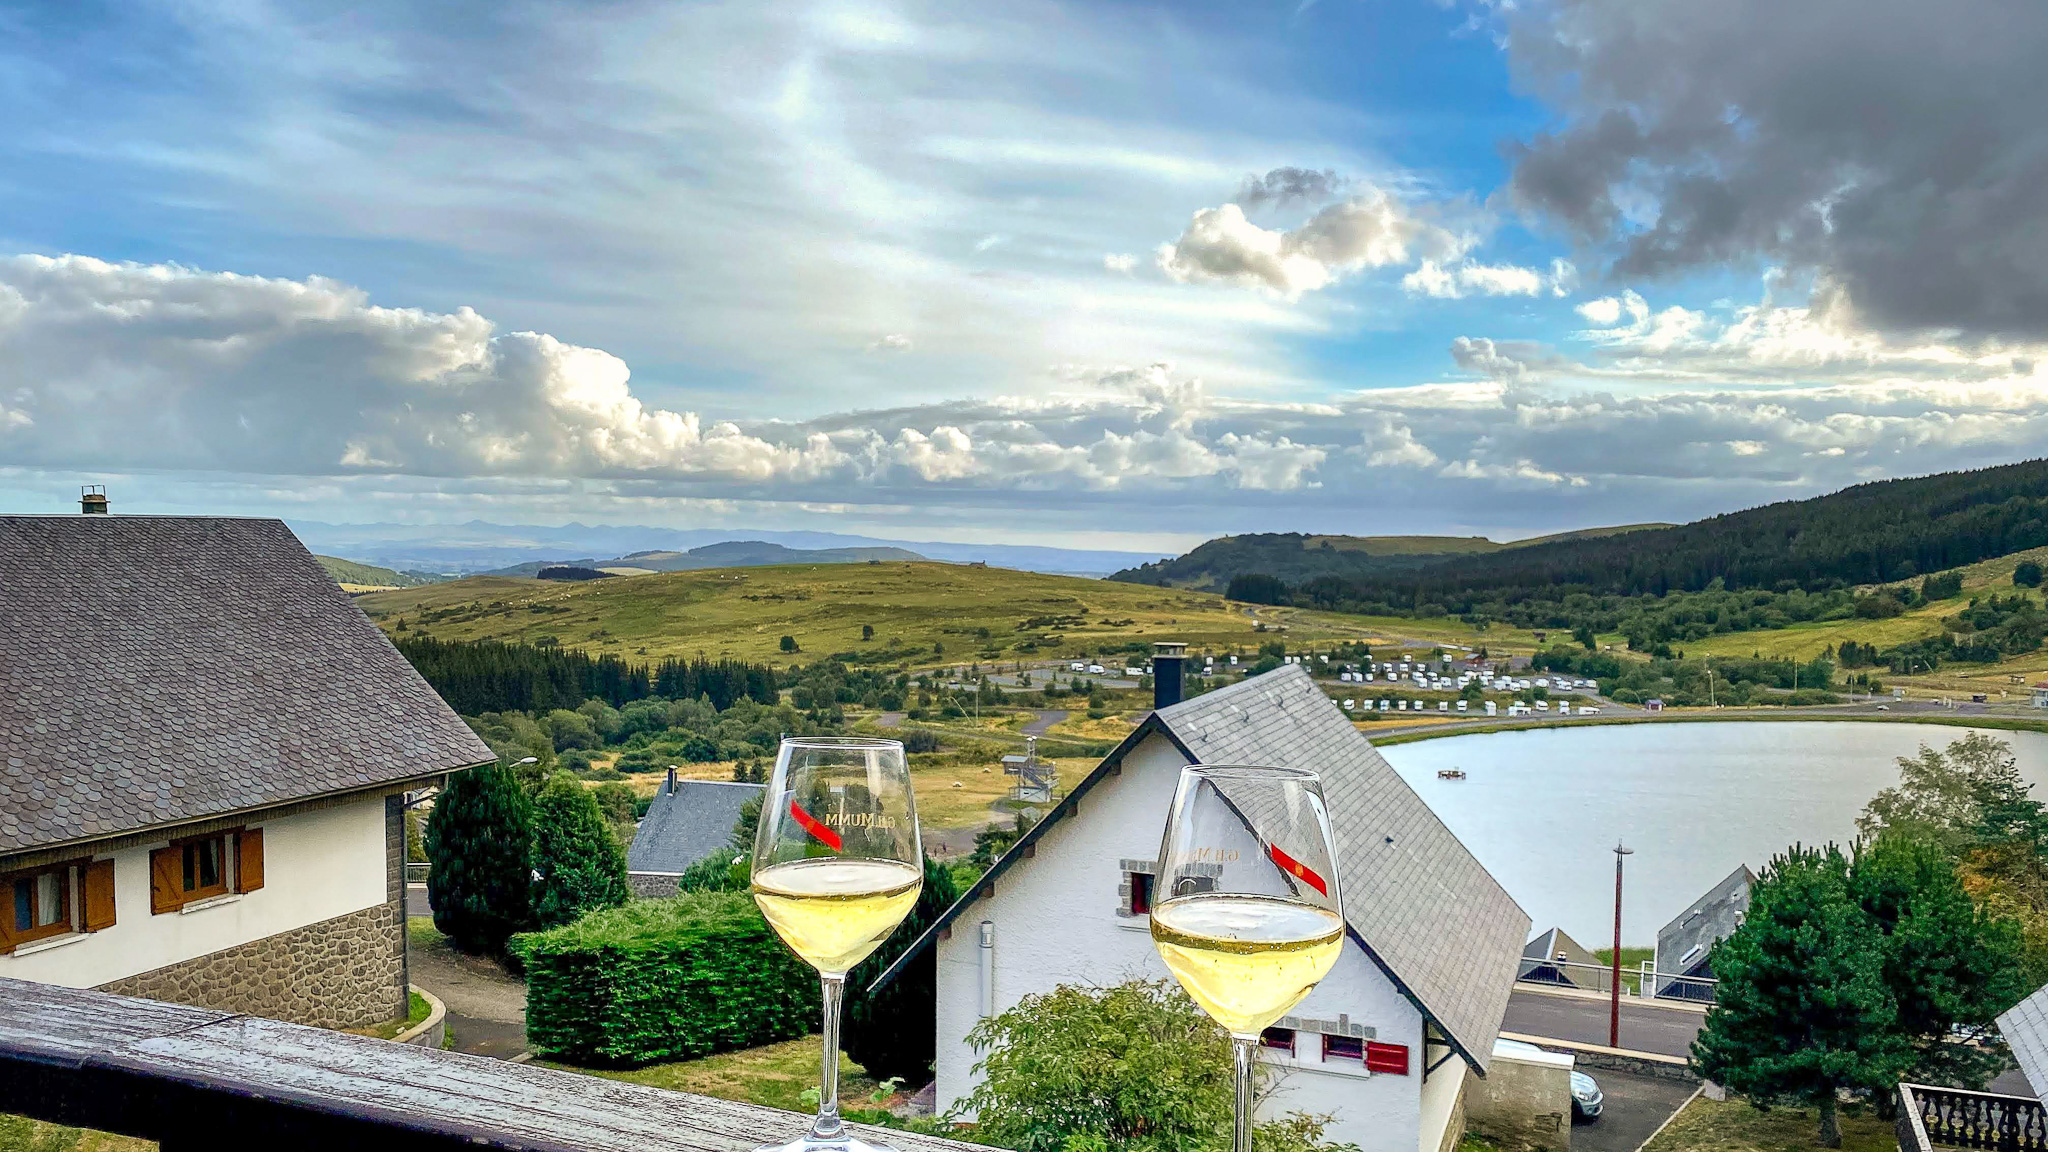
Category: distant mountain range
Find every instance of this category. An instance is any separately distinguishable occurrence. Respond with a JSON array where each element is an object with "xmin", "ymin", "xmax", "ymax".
[
  {"xmin": 485, "ymin": 540, "xmax": 926, "ymax": 577},
  {"xmin": 1112, "ymin": 525, "xmax": 1671, "ymax": 590},
  {"xmin": 287, "ymin": 520, "xmax": 1167, "ymax": 578}
]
